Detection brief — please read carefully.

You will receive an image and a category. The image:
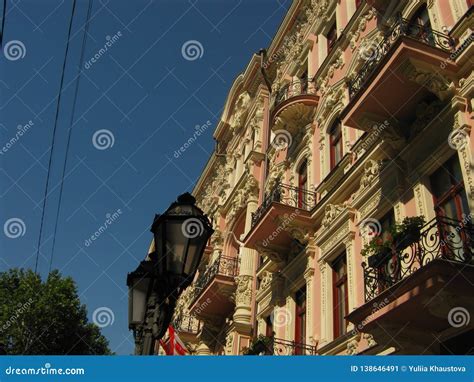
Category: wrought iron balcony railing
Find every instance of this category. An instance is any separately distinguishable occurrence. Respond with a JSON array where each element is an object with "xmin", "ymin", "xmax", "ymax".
[
  {"xmin": 363, "ymin": 216, "xmax": 473, "ymax": 301},
  {"xmin": 191, "ymin": 254, "xmax": 239, "ymax": 302},
  {"xmin": 270, "ymin": 337, "xmax": 317, "ymax": 355},
  {"xmin": 348, "ymin": 17, "xmax": 455, "ymax": 99},
  {"xmin": 173, "ymin": 314, "xmax": 201, "ymax": 334},
  {"xmin": 271, "ymin": 77, "xmax": 317, "ymax": 110},
  {"xmin": 251, "ymin": 182, "xmax": 317, "ymax": 227}
]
